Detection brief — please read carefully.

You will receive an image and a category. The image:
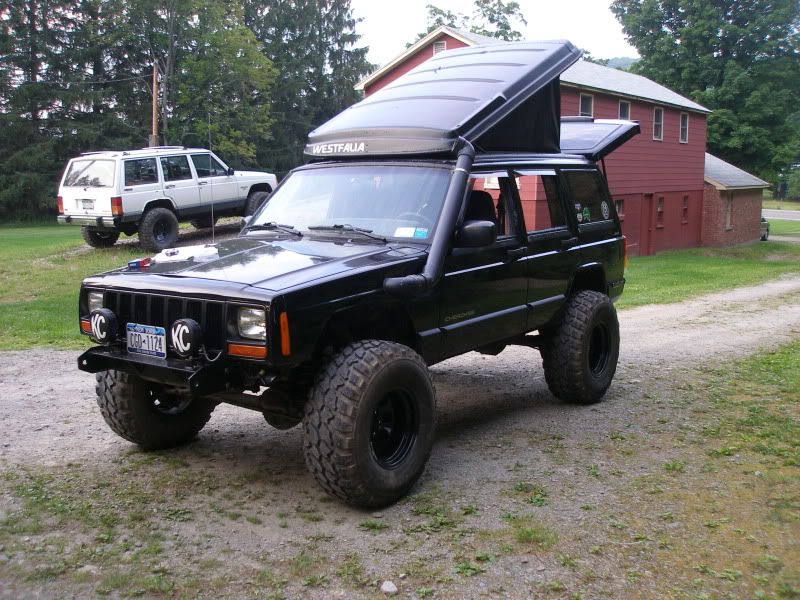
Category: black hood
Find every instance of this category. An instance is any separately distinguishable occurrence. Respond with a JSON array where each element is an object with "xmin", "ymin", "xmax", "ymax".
[{"xmin": 119, "ymin": 236, "xmax": 425, "ymax": 292}]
